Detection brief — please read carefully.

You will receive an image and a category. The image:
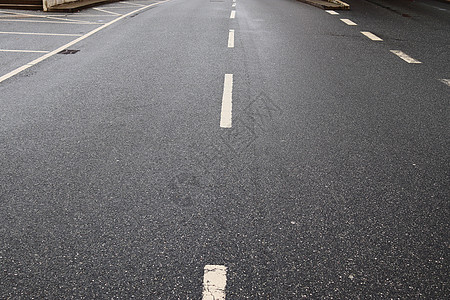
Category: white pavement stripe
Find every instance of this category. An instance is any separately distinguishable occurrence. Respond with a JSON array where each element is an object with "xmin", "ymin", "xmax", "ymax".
[
  {"xmin": 0, "ymin": 19, "xmax": 102, "ymax": 25},
  {"xmin": 203, "ymin": 265, "xmax": 227, "ymax": 300},
  {"xmin": 230, "ymin": 10, "xmax": 236, "ymax": 19},
  {"xmin": 340, "ymin": 18, "xmax": 357, "ymax": 25},
  {"xmin": 0, "ymin": 31, "xmax": 82, "ymax": 36},
  {"xmin": 325, "ymin": 10, "xmax": 339, "ymax": 15},
  {"xmin": 121, "ymin": 1, "xmax": 146, "ymax": 6},
  {"xmin": 0, "ymin": 0, "xmax": 170, "ymax": 84},
  {"xmin": 228, "ymin": 30, "xmax": 234, "ymax": 48},
  {"xmin": 0, "ymin": 49, "xmax": 49, "ymax": 53},
  {"xmin": 360, "ymin": 31, "xmax": 383, "ymax": 41},
  {"xmin": 93, "ymin": 7, "xmax": 123, "ymax": 16},
  {"xmin": 232, "ymin": 3, "xmax": 236, "ymax": 7},
  {"xmin": 220, "ymin": 74, "xmax": 233, "ymax": 128},
  {"xmin": 390, "ymin": 50, "xmax": 422, "ymax": 64},
  {"xmin": 439, "ymin": 79, "xmax": 450, "ymax": 86}
]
